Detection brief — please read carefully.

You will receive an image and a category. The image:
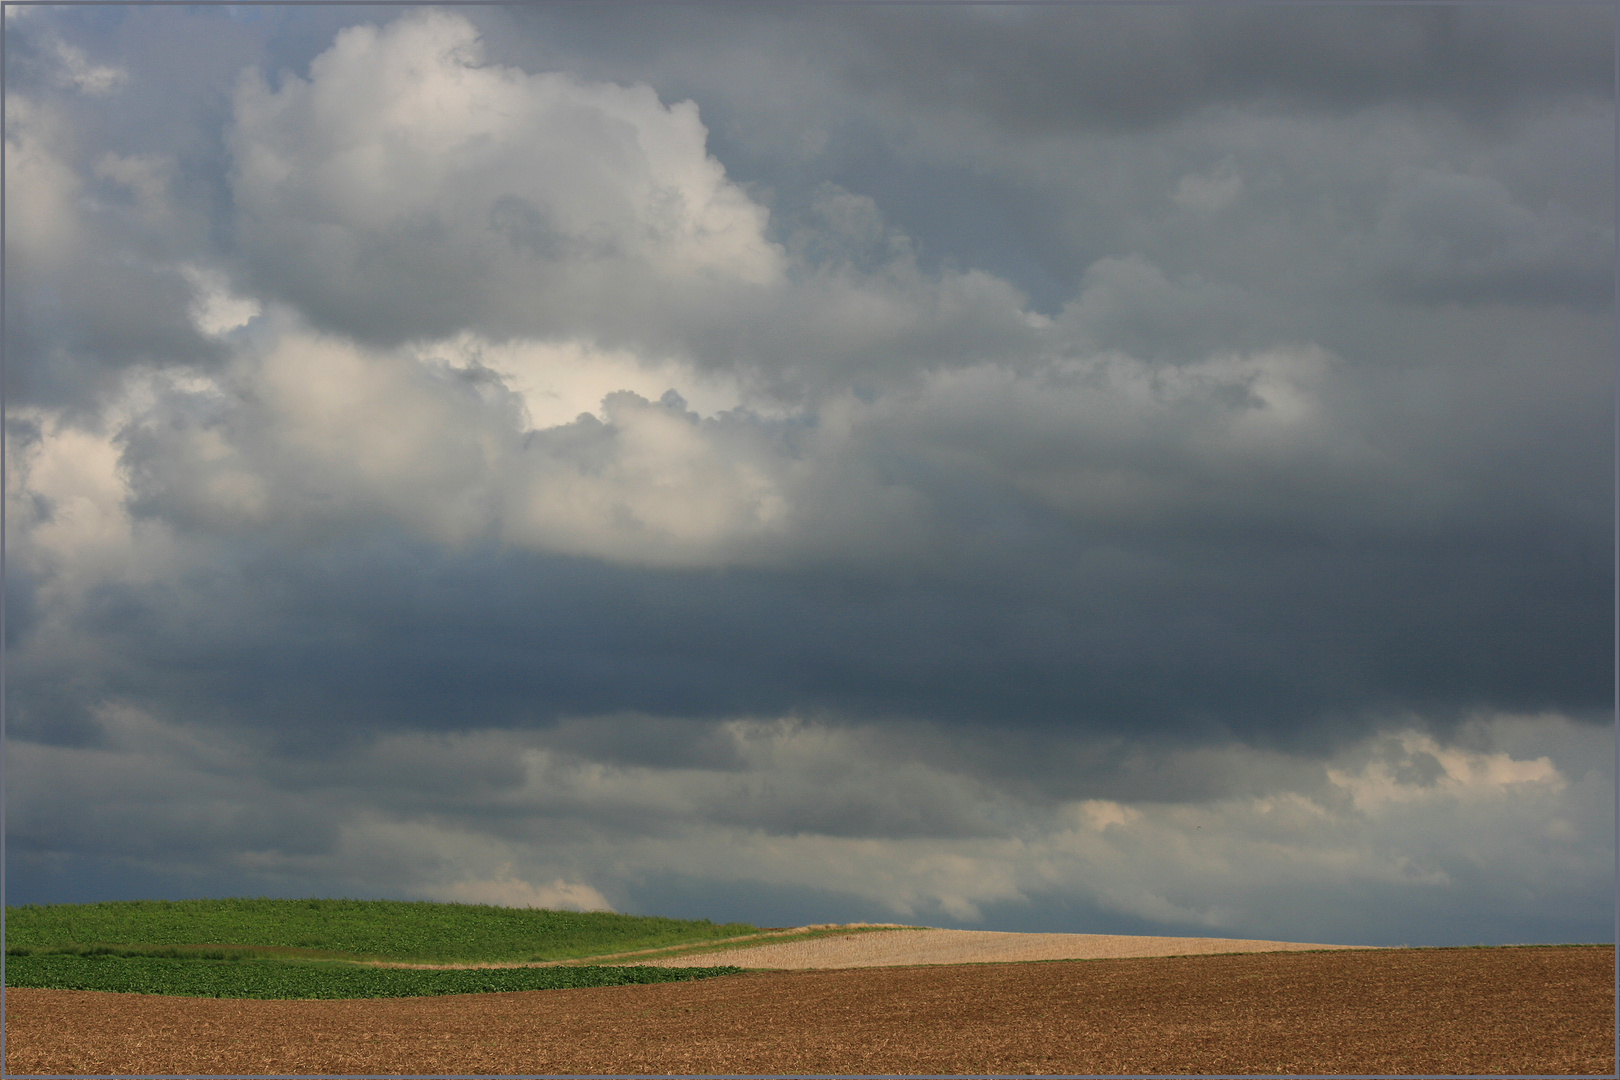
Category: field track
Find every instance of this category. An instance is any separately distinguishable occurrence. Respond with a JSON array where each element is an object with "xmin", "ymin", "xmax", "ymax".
[{"xmin": 7, "ymin": 944, "xmax": 1612, "ymax": 1075}]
